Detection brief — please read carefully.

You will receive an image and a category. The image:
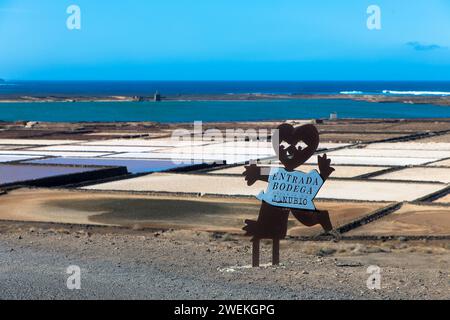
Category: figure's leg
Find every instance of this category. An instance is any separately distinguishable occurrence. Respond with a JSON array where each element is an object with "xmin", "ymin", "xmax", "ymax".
[
  {"xmin": 272, "ymin": 238, "xmax": 280, "ymax": 265},
  {"xmin": 243, "ymin": 201, "xmax": 289, "ymax": 239},
  {"xmin": 318, "ymin": 210, "xmax": 333, "ymax": 232},
  {"xmin": 291, "ymin": 209, "xmax": 333, "ymax": 232},
  {"xmin": 244, "ymin": 202, "xmax": 288, "ymax": 267},
  {"xmin": 252, "ymin": 238, "xmax": 260, "ymax": 267}
]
